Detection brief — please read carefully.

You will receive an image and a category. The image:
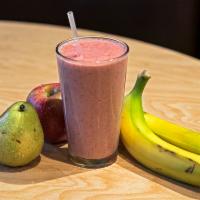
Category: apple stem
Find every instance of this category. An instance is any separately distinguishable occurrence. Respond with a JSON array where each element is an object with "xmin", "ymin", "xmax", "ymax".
[{"xmin": 48, "ymin": 88, "xmax": 60, "ymax": 97}]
